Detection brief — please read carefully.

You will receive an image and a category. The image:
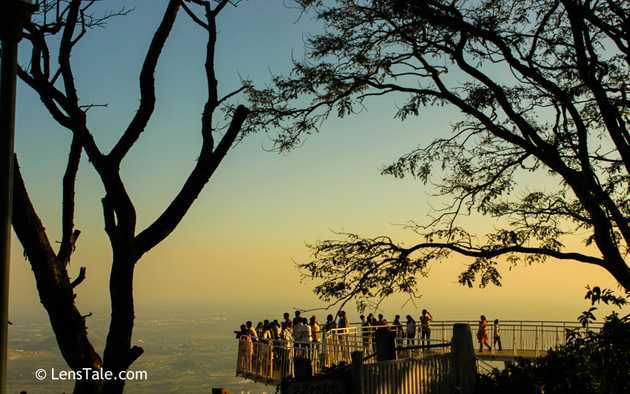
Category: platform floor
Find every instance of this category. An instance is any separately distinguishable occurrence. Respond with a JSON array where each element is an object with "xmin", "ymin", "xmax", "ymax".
[{"xmin": 475, "ymin": 349, "xmax": 543, "ymax": 361}]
